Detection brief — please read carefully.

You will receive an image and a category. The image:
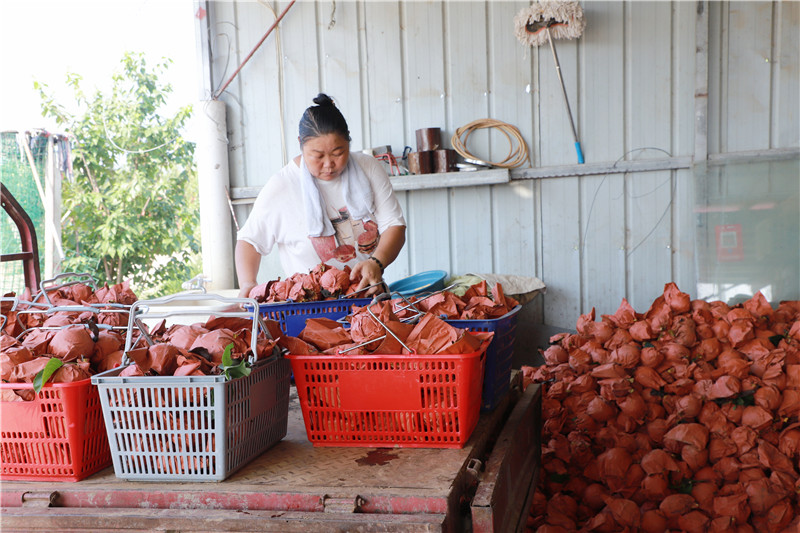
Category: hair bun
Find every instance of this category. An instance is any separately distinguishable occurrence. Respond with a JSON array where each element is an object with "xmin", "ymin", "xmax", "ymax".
[{"xmin": 312, "ymin": 93, "xmax": 335, "ymax": 107}]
